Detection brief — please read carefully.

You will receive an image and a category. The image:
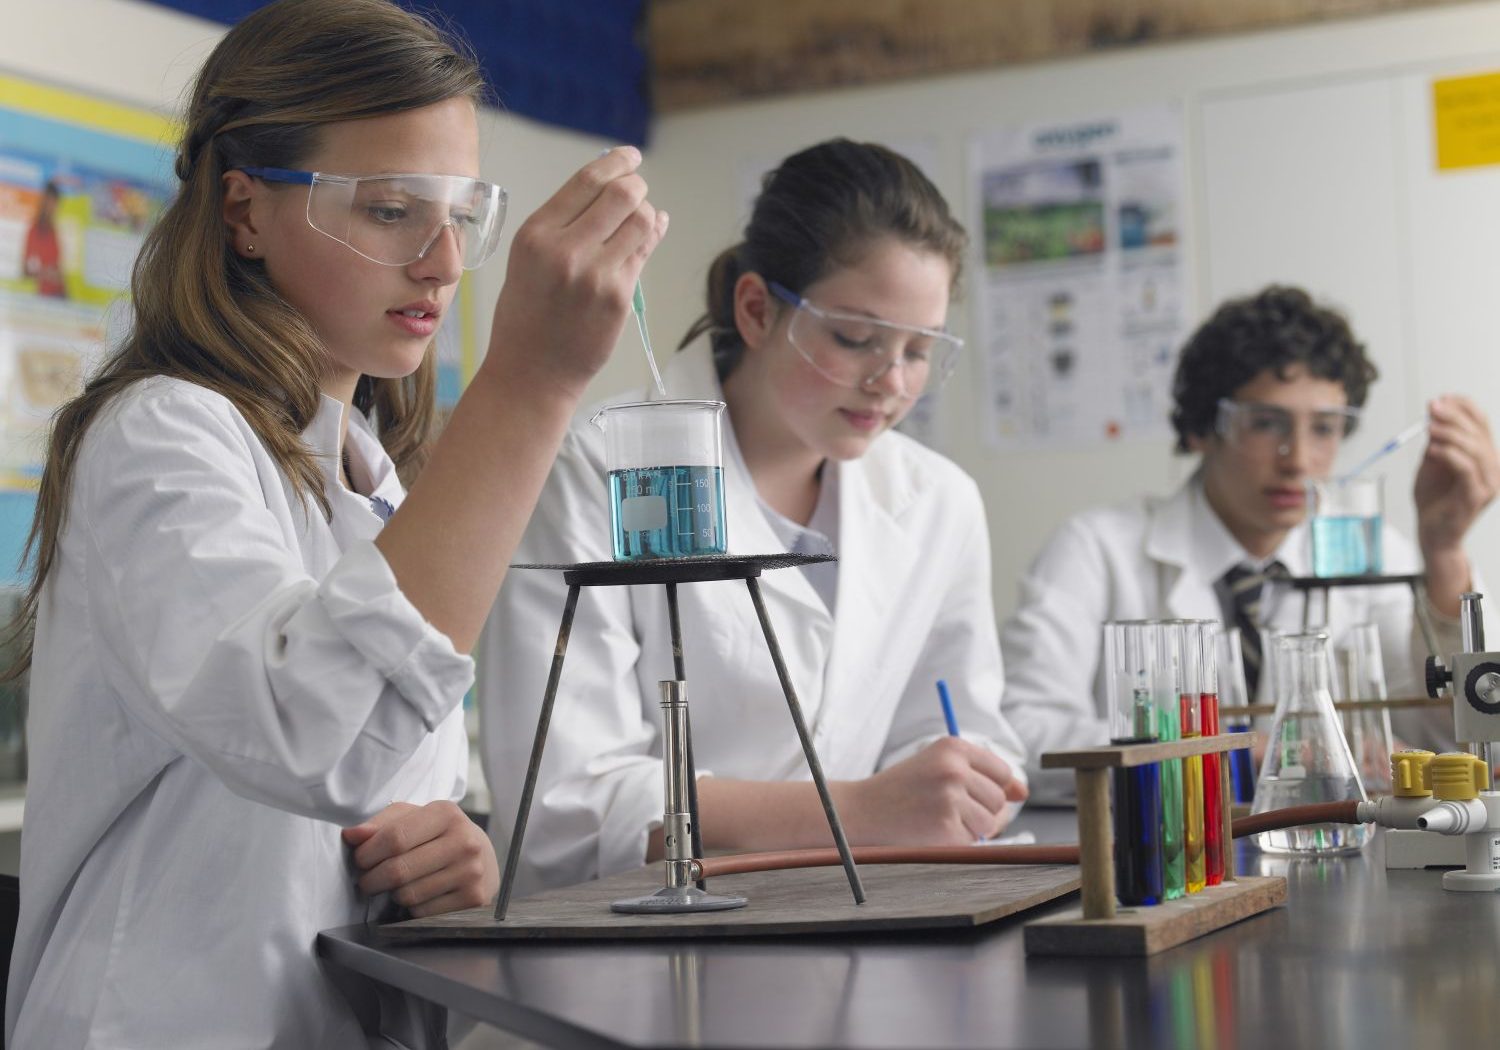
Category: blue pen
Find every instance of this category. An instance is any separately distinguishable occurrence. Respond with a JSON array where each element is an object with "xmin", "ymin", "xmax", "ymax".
[{"xmin": 936, "ymin": 679, "xmax": 960, "ymax": 737}]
